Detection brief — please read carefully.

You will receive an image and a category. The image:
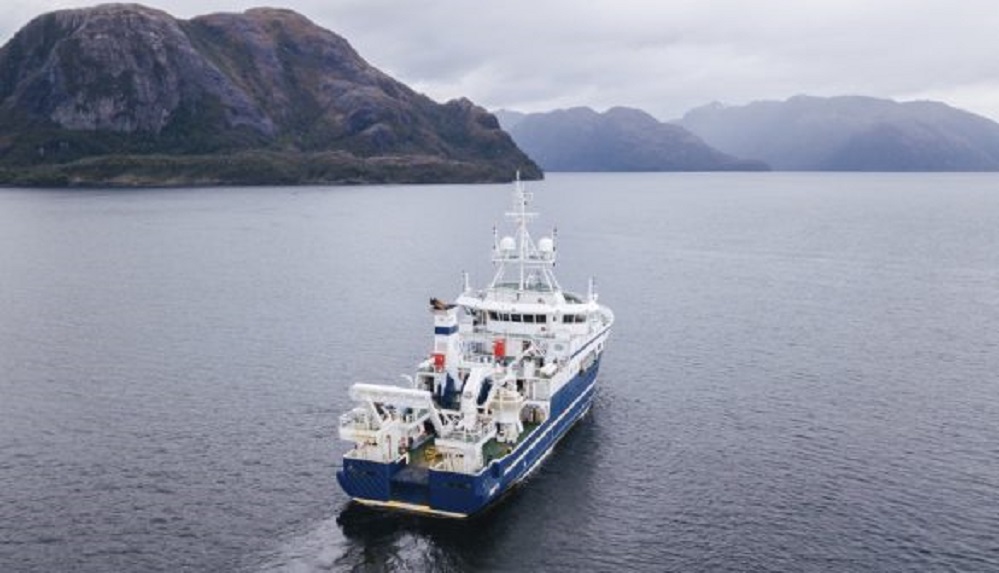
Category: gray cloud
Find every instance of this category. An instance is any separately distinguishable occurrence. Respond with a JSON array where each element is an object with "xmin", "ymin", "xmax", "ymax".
[{"xmin": 3, "ymin": 0, "xmax": 999, "ymax": 121}]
